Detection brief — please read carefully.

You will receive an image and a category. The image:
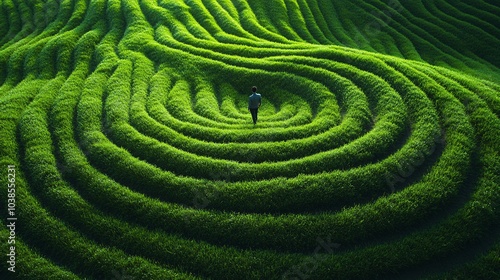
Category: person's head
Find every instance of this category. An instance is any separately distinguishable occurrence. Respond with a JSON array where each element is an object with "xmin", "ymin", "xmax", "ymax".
[{"xmin": 252, "ymin": 86, "xmax": 257, "ymax": 93}]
